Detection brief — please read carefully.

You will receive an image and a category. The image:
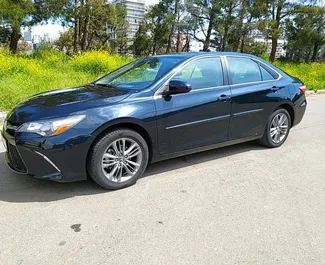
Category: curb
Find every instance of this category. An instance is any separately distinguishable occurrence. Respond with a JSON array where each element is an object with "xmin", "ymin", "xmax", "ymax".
[
  {"xmin": 0, "ymin": 112, "xmax": 7, "ymax": 132},
  {"xmin": 305, "ymin": 91, "xmax": 315, "ymax": 96},
  {"xmin": 306, "ymin": 90, "xmax": 325, "ymax": 95},
  {"xmin": 0, "ymin": 111, "xmax": 6, "ymax": 123}
]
